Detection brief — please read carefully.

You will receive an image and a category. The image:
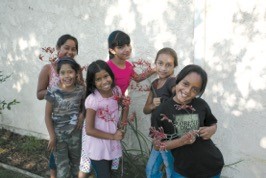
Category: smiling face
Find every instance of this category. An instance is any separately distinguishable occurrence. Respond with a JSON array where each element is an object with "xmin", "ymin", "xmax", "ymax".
[
  {"xmin": 57, "ymin": 39, "xmax": 78, "ymax": 59},
  {"xmin": 94, "ymin": 69, "xmax": 113, "ymax": 95},
  {"xmin": 59, "ymin": 63, "xmax": 77, "ymax": 90},
  {"xmin": 155, "ymin": 53, "xmax": 175, "ymax": 79},
  {"xmin": 174, "ymin": 72, "xmax": 202, "ymax": 104},
  {"xmin": 110, "ymin": 44, "xmax": 132, "ymax": 61}
]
